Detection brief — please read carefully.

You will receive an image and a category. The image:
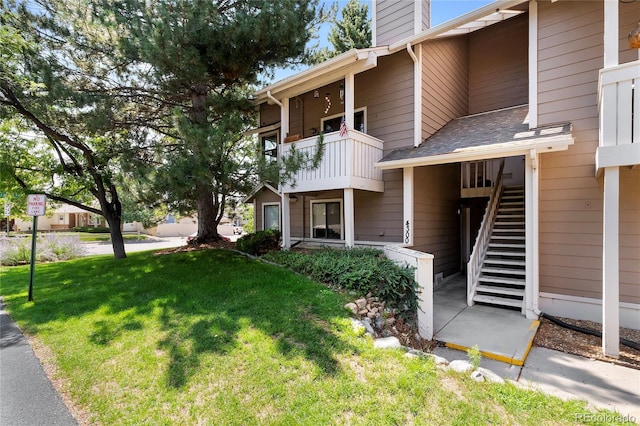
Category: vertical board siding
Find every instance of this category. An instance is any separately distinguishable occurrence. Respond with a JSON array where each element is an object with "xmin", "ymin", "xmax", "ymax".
[
  {"xmin": 421, "ymin": 36, "xmax": 469, "ymax": 140},
  {"xmin": 468, "ymin": 13, "xmax": 529, "ymax": 114},
  {"xmin": 537, "ymin": 0, "xmax": 640, "ymax": 304},
  {"xmin": 412, "ymin": 164, "xmax": 461, "ymax": 277},
  {"xmin": 375, "ymin": 0, "xmax": 414, "ymax": 46}
]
